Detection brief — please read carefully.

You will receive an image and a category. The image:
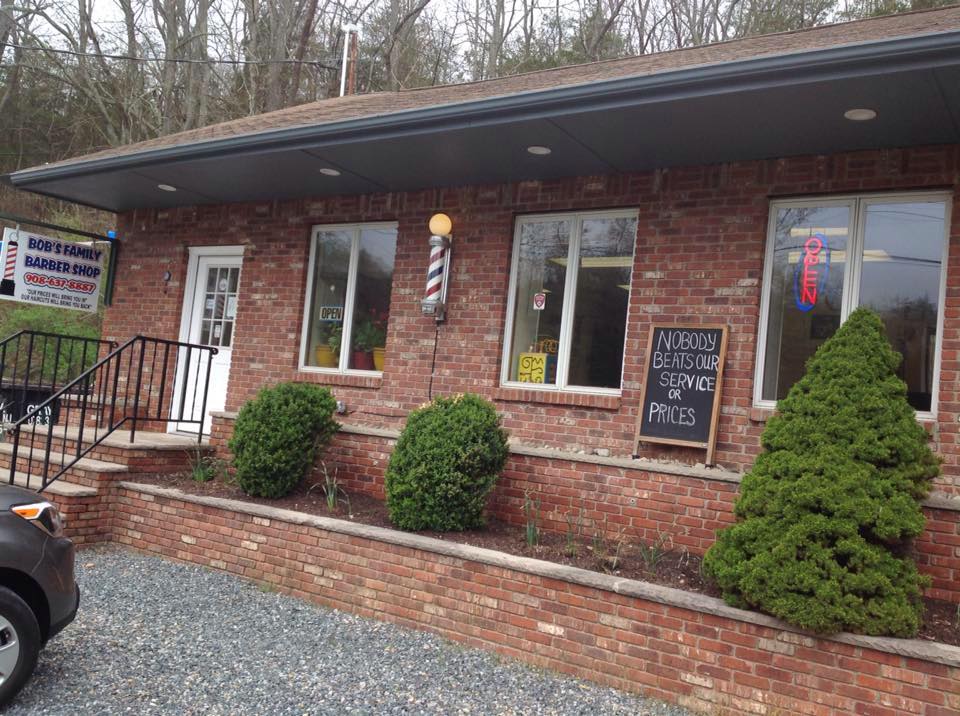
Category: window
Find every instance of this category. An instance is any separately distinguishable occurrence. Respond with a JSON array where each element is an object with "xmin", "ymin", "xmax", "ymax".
[
  {"xmin": 300, "ymin": 223, "xmax": 397, "ymax": 373},
  {"xmin": 502, "ymin": 210, "xmax": 638, "ymax": 393},
  {"xmin": 756, "ymin": 193, "xmax": 949, "ymax": 414}
]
